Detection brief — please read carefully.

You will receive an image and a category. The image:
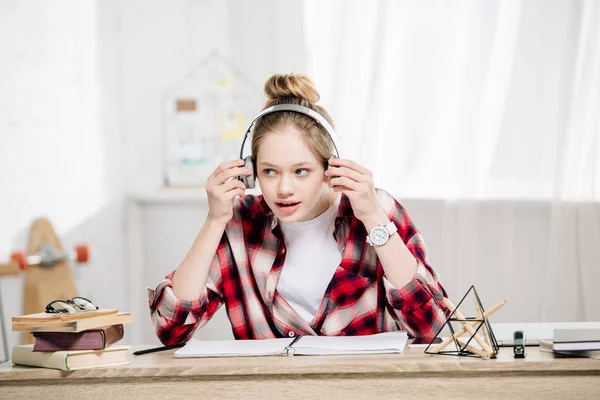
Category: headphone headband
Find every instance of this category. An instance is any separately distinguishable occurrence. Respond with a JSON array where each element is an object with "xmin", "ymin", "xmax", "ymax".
[
  {"xmin": 251, "ymin": 104, "xmax": 339, "ymax": 143},
  {"xmin": 239, "ymin": 104, "xmax": 340, "ymax": 159}
]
